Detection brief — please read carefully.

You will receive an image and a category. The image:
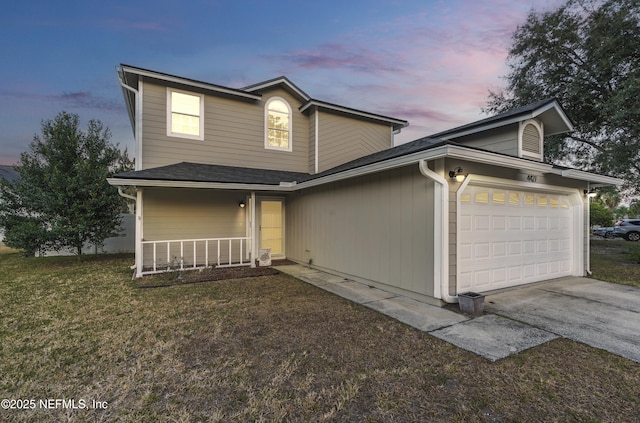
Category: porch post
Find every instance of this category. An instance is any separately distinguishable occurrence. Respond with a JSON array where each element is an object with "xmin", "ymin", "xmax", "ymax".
[
  {"xmin": 250, "ymin": 191, "xmax": 256, "ymax": 268},
  {"xmin": 135, "ymin": 188, "xmax": 144, "ymax": 277}
]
